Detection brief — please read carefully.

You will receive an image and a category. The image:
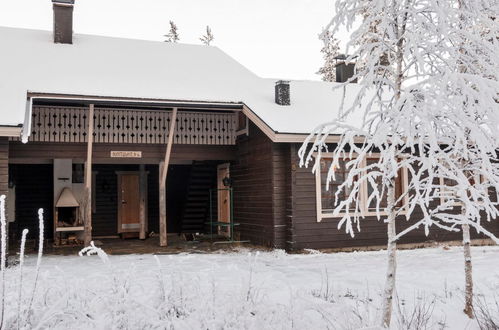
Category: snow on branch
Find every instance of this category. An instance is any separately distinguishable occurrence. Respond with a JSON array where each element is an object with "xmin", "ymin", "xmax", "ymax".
[
  {"xmin": 79, "ymin": 241, "xmax": 109, "ymax": 264},
  {"xmin": 300, "ymin": 0, "xmax": 499, "ymax": 241}
]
